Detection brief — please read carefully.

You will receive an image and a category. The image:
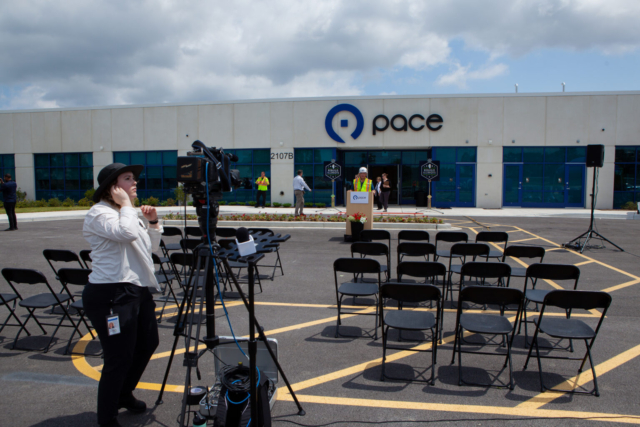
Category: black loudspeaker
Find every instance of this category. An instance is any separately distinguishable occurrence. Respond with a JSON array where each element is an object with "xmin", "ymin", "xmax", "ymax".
[{"xmin": 586, "ymin": 144, "xmax": 605, "ymax": 167}]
